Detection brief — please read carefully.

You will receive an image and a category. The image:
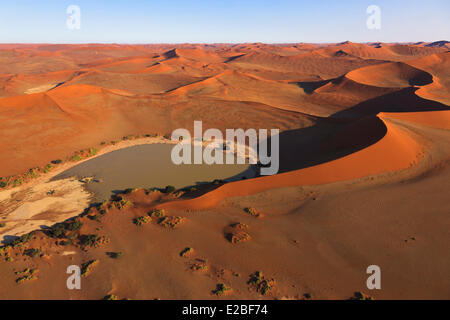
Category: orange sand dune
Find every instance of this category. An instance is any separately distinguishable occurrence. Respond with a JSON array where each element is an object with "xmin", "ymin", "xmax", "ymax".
[
  {"xmin": 64, "ymin": 69, "xmax": 205, "ymax": 95},
  {"xmin": 159, "ymin": 114, "xmax": 422, "ymax": 210},
  {"xmin": 227, "ymin": 49, "xmax": 383, "ymax": 80},
  {"xmin": 405, "ymin": 52, "xmax": 450, "ymax": 105},
  {"xmin": 167, "ymin": 69, "xmax": 310, "ymax": 112},
  {"xmin": 316, "ymin": 42, "xmax": 446, "ymax": 61},
  {"xmin": 380, "ymin": 110, "xmax": 450, "ymax": 130},
  {"xmin": 346, "ymin": 61, "xmax": 433, "ymax": 88}
]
